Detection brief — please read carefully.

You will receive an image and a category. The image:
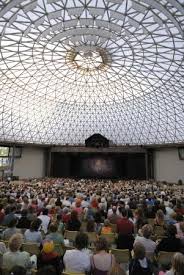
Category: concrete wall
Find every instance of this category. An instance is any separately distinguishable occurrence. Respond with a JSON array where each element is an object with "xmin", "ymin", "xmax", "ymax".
[
  {"xmin": 154, "ymin": 148, "xmax": 184, "ymax": 183},
  {"xmin": 13, "ymin": 147, "xmax": 46, "ymax": 179}
]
